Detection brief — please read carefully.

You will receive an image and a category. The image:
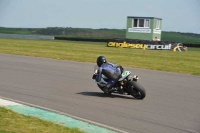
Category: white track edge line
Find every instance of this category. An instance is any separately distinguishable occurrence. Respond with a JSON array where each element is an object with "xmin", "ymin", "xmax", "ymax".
[{"xmin": 0, "ymin": 96, "xmax": 129, "ymax": 133}]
